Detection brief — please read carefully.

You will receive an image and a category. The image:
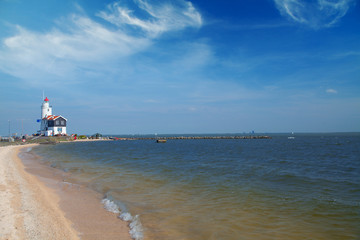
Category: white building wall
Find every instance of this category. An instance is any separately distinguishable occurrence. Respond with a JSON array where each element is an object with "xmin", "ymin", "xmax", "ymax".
[
  {"xmin": 44, "ymin": 130, "xmax": 52, "ymax": 137},
  {"xmin": 48, "ymin": 127, "xmax": 67, "ymax": 135},
  {"xmin": 56, "ymin": 126, "xmax": 66, "ymax": 135}
]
